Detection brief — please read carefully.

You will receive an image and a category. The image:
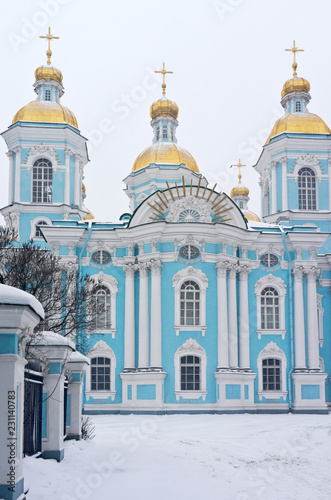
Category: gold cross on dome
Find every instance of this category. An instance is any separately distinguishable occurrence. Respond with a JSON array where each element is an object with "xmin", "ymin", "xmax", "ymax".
[
  {"xmin": 285, "ymin": 40, "xmax": 304, "ymax": 77},
  {"xmin": 231, "ymin": 159, "xmax": 246, "ymax": 185},
  {"xmin": 40, "ymin": 27, "xmax": 59, "ymax": 65},
  {"xmin": 155, "ymin": 62, "xmax": 173, "ymax": 96}
]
